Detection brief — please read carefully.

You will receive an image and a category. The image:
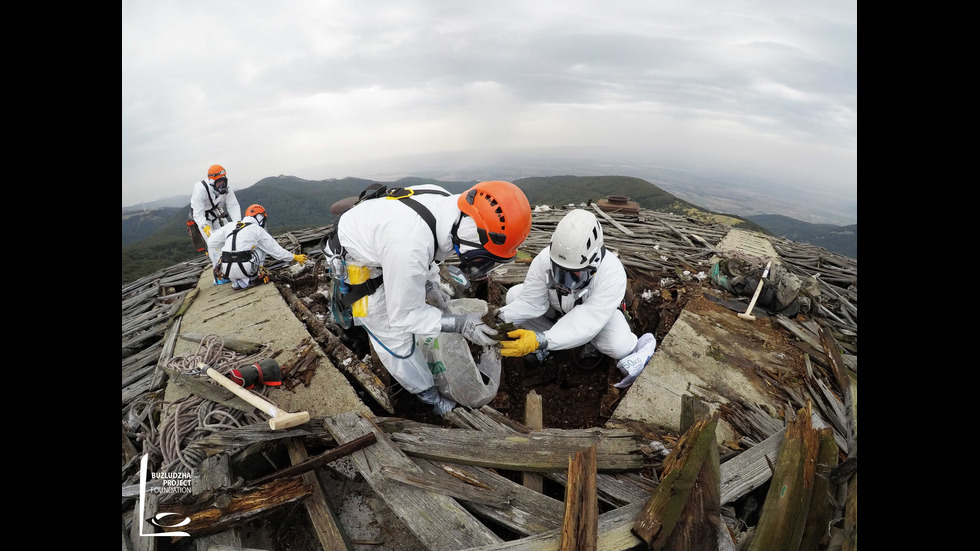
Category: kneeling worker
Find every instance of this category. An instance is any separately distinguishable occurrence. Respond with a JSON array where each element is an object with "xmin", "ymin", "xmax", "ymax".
[
  {"xmin": 207, "ymin": 204, "xmax": 308, "ymax": 290},
  {"xmin": 497, "ymin": 208, "xmax": 656, "ymax": 388}
]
